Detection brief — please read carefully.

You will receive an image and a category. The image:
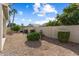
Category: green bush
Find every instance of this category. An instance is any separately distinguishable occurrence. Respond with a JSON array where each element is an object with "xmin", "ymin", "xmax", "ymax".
[
  {"xmin": 58, "ymin": 31, "xmax": 70, "ymax": 43},
  {"xmin": 11, "ymin": 25, "xmax": 21, "ymax": 32},
  {"xmin": 27, "ymin": 32, "xmax": 40, "ymax": 41}
]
